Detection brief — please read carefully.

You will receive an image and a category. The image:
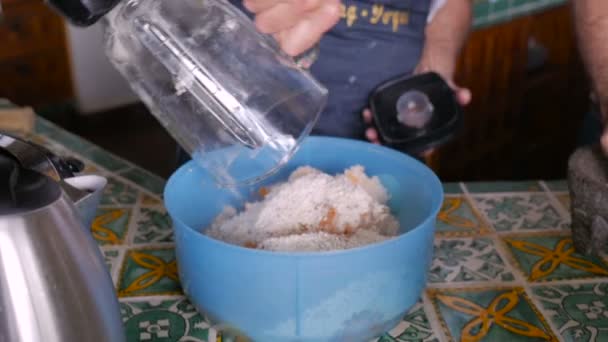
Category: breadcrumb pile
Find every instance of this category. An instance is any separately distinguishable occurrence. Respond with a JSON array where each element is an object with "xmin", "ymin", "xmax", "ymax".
[{"xmin": 205, "ymin": 165, "xmax": 399, "ymax": 252}]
